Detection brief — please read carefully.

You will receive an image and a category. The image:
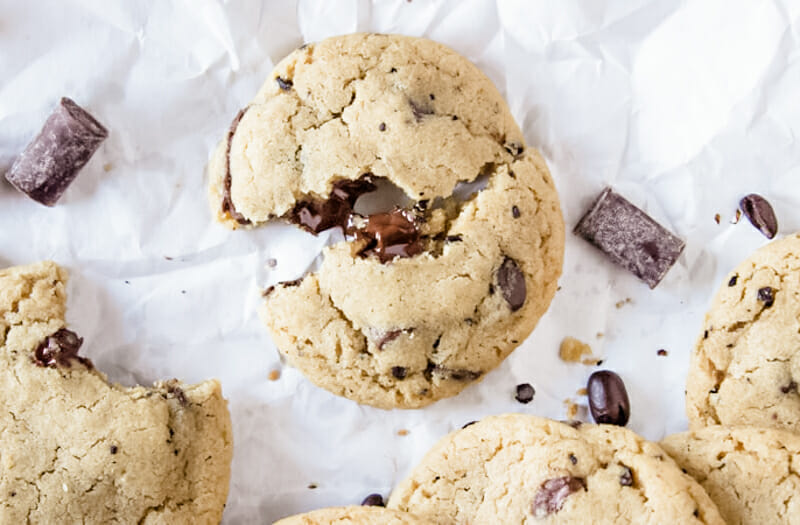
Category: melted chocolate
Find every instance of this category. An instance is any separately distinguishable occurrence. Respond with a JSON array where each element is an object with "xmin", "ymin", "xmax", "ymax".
[
  {"xmin": 532, "ymin": 477, "xmax": 586, "ymax": 517},
  {"xmin": 33, "ymin": 328, "xmax": 92, "ymax": 369},
  {"xmin": 497, "ymin": 257, "xmax": 526, "ymax": 311},
  {"xmin": 288, "ymin": 175, "xmax": 376, "ymax": 234},
  {"xmin": 358, "ymin": 209, "xmax": 423, "ymax": 263},
  {"xmin": 222, "ymin": 107, "xmax": 251, "ymax": 225}
]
